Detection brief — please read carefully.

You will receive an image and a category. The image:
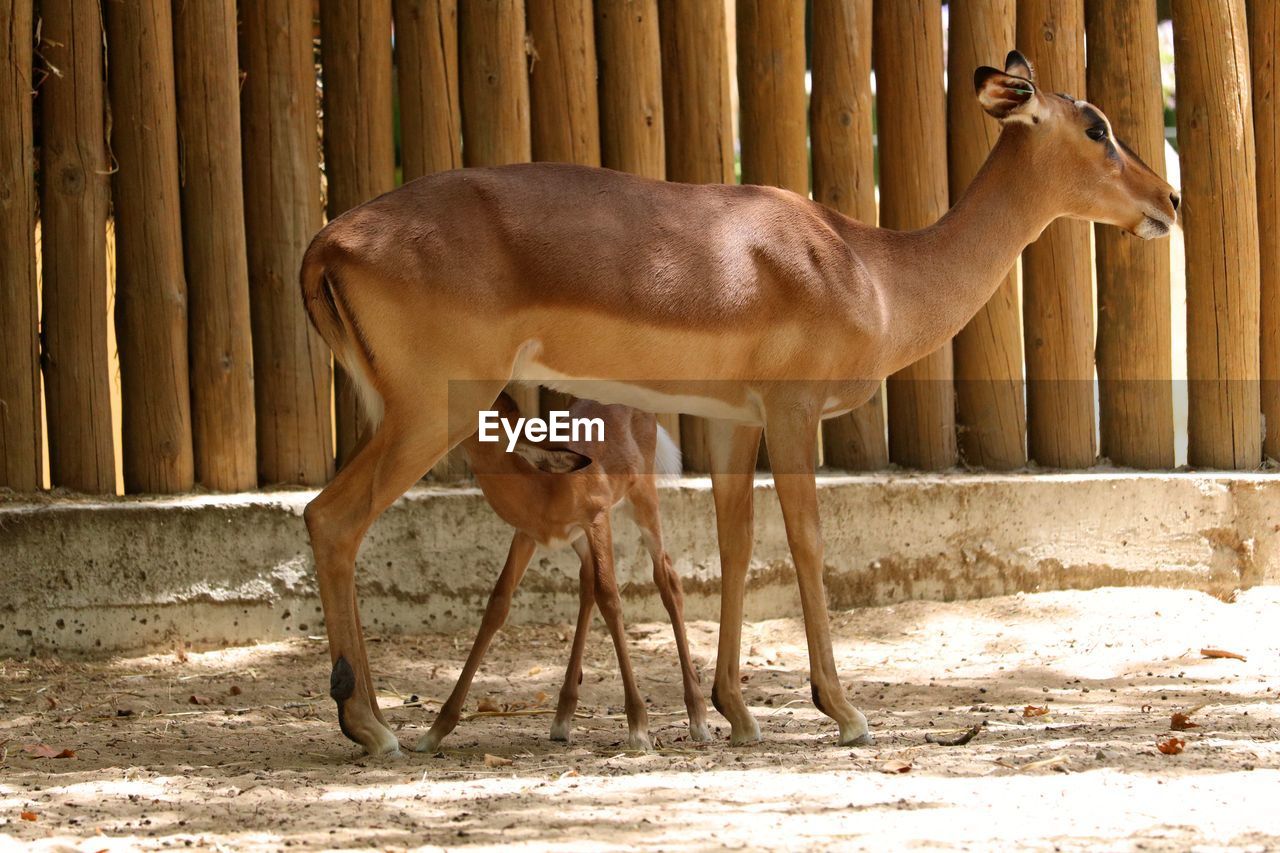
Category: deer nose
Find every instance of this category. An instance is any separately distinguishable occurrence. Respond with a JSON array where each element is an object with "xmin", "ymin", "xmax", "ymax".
[{"xmin": 1169, "ymin": 191, "xmax": 1181, "ymax": 213}]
